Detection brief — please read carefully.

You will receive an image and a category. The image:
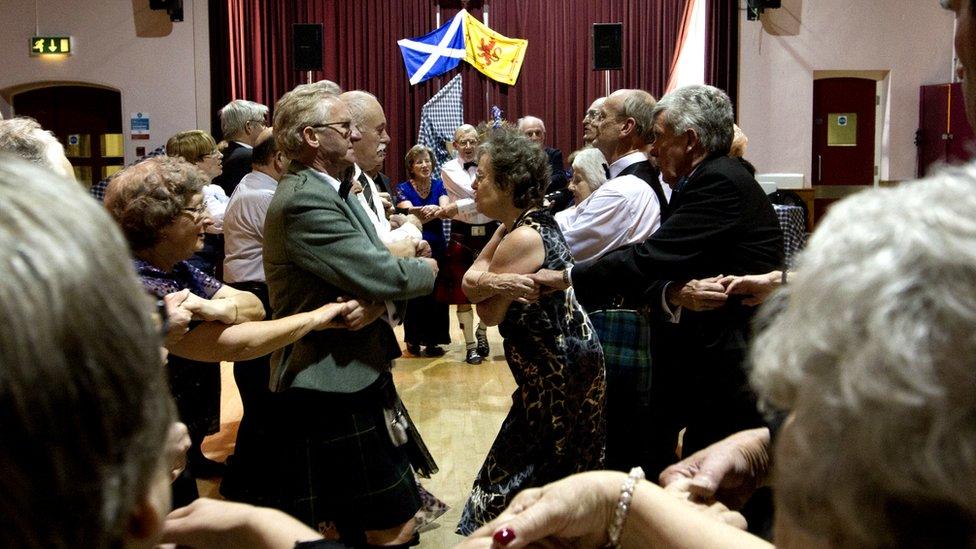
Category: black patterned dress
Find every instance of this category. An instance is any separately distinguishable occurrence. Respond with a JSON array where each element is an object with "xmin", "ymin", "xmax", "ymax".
[{"xmin": 457, "ymin": 209, "xmax": 606, "ymax": 534}]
